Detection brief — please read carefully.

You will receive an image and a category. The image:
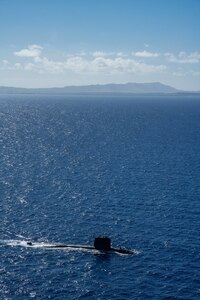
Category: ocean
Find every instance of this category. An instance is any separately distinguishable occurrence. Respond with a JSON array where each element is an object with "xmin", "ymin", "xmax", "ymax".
[{"xmin": 0, "ymin": 94, "xmax": 200, "ymax": 299}]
